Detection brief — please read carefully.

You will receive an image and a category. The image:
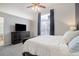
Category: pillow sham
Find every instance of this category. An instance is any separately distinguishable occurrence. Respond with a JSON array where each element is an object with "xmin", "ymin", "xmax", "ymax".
[
  {"xmin": 63, "ymin": 30, "xmax": 79, "ymax": 44},
  {"xmin": 68, "ymin": 36, "xmax": 79, "ymax": 52}
]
